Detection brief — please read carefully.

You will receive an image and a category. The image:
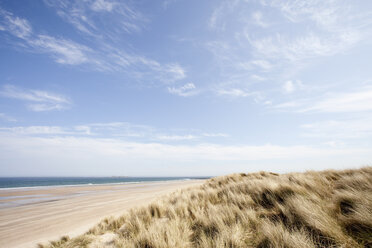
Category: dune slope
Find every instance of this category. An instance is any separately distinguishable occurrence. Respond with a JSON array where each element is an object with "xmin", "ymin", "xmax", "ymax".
[{"xmin": 41, "ymin": 167, "xmax": 372, "ymax": 248}]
